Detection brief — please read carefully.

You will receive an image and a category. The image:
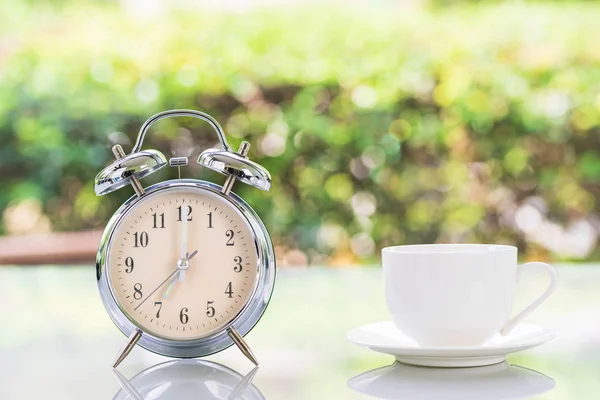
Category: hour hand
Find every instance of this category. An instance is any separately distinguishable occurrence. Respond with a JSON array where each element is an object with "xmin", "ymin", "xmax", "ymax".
[{"xmin": 162, "ymin": 271, "xmax": 181, "ymax": 299}]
